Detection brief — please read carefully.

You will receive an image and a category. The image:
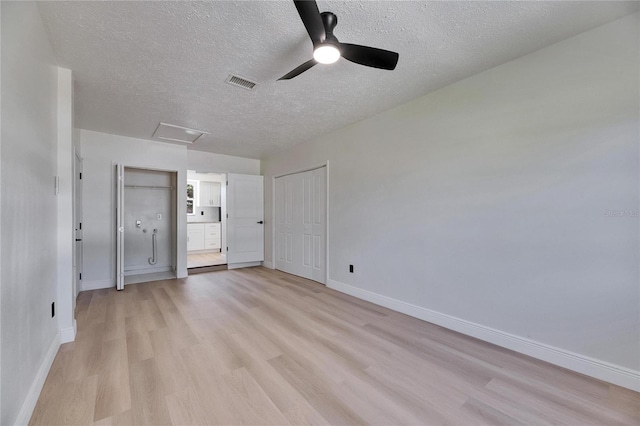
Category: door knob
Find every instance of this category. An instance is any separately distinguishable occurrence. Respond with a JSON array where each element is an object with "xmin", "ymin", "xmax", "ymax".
[{"xmin": 257, "ymin": 221, "xmax": 264, "ymax": 224}]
